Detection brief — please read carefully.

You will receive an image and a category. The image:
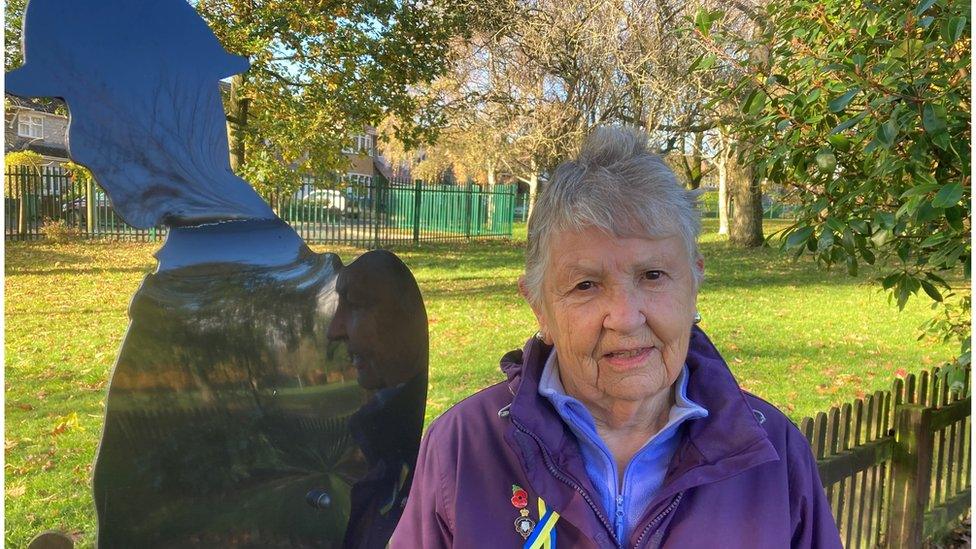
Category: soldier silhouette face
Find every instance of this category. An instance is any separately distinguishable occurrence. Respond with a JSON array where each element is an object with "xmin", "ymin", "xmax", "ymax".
[
  {"xmin": 5, "ymin": 0, "xmax": 270, "ymax": 228},
  {"xmin": 327, "ymin": 251, "xmax": 427, "ymax": 391}
]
